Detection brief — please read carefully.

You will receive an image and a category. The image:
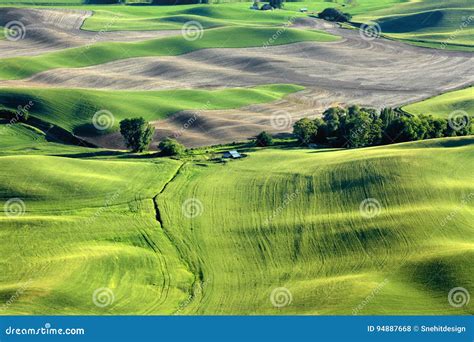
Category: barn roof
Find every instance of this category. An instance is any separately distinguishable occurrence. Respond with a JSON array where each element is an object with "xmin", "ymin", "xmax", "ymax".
[{"xmin": 223, "ymin": 150, "xmax": 241, "ymax": 158}]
